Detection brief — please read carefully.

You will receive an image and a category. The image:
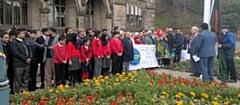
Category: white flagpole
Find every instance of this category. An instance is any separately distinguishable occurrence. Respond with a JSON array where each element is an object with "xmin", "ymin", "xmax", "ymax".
[{"xmin": 203, "ymin": 0, "xmax": 212, "ymax": 24}]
